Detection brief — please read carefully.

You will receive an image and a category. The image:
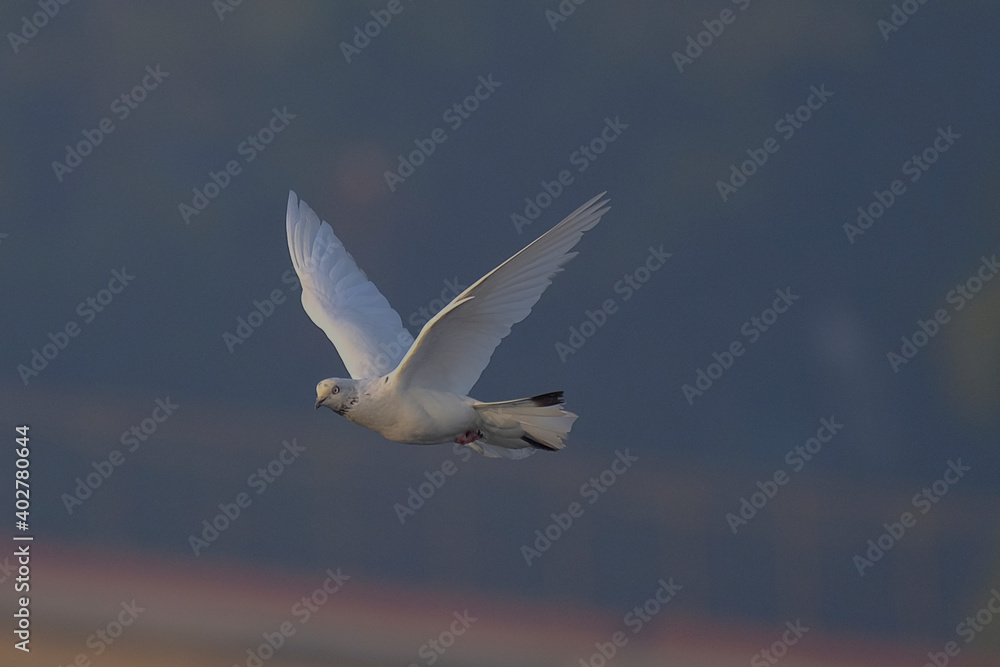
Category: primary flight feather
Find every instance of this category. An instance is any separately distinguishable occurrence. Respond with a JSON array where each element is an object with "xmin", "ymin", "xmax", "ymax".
[{"xmin": 286, "ymin": 191, "xmax": 610, "ymax": 459}]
